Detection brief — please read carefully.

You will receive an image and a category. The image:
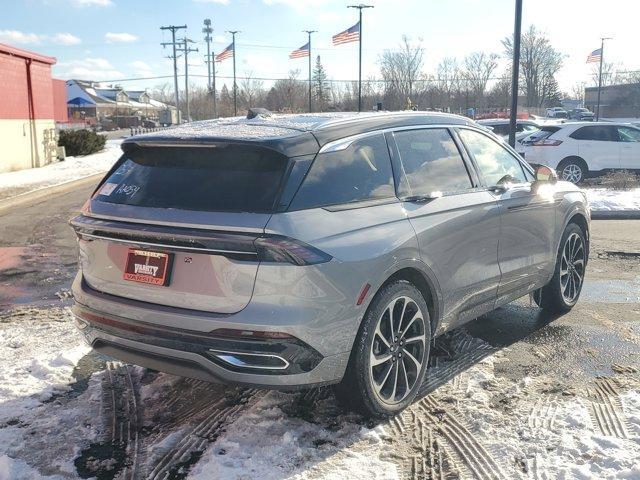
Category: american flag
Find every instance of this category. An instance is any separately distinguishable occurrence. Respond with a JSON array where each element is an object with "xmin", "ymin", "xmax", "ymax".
[
  {"xmin": 332, "ymin": 21, "xmax": 360, "ymax": 45},
  {"xmin": 289, "ymin": 42, "xmax": 310, "ymax": 59},
  {"xmin": 586, "ymin": 48, "xmax": 602, "ymax": 63},
  {"xmin": 216, "ymin": 42, "xmax": 234, "ymax": 62}
]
